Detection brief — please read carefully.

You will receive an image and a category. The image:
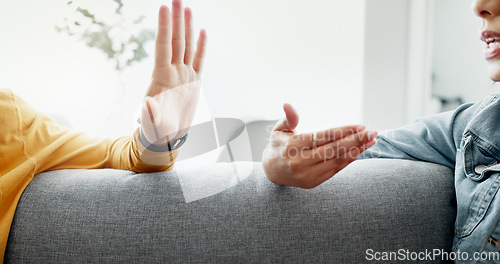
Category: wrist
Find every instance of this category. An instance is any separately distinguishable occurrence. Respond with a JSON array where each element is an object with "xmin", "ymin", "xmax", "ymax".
[{"xmin": 138, "ymin": 128, "xmax": 188, "ymax": 152}]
